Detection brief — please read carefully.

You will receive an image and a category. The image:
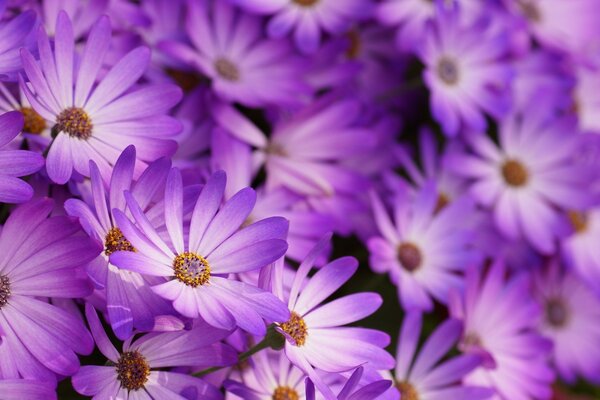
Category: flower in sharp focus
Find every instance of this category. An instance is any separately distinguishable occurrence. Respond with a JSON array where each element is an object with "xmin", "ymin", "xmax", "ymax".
[
  {"xmin": 391, "ymin": 311, "xmax": 493, "ymax": 400},
  {"xmin": 305, "ymin": 366, "xmax": 392, "ymax": 400},
  {"xmin": 20, "ymin": 11, "xmax": 181, "ymax": 184},
  {"xmin": 72, "ymin": 303, "xmax": 234, "ymax": 399},
  {"xmin": 532, "ymin": 261, "xmax": 600, "ymax": 384},
  {"xmin": 0, "ymin": 110, "xmax": 44, "ymax": 203},
  {"xmin": 0, "ymin": 198, "xmax": 100, "ymax": 382},
  {"xmin": 368, "ymin": 181, "xmax": 478, "ymax": 311},
  {"xmin": 64, "ymin": 145, "xmax": 175, "ymax": 340},
  {"xmin": 109, "ymin": 169, "xmax": 290, "ymax": 335},
  {"xmin": 274, "ymin": 235, "xmax": 395, "ymax": 399},
  {"xmin": 159, "ymin": 0, "xmax": 310, "ymax": 107},
  {"xmin": 450, "ymin": 261, "xmax": 555, "ymax": 400}
]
